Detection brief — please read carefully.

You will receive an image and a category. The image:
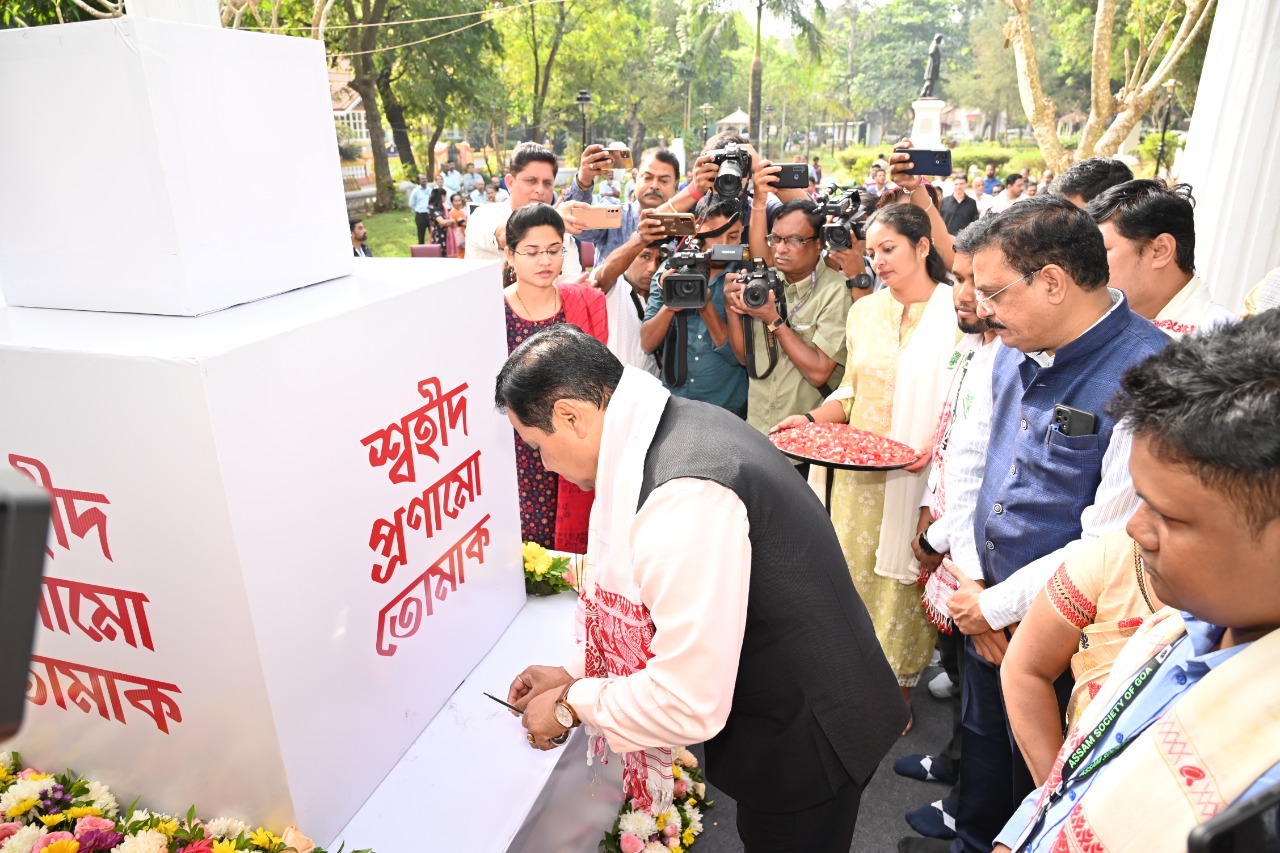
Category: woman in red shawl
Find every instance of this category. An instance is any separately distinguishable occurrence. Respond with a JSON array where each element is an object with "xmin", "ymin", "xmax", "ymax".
[{"xmin": 502, "ymin": 203, "xmax": 607, "ymax": 553}]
